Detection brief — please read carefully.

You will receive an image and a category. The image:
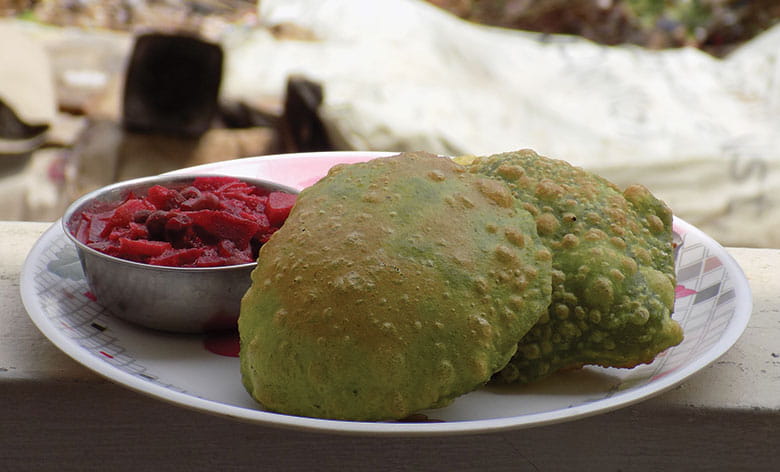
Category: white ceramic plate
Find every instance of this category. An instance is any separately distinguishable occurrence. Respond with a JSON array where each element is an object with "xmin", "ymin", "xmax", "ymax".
[{"xmin": 20, "ymin": 151, "xmax": 752, "ymax": 436}]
